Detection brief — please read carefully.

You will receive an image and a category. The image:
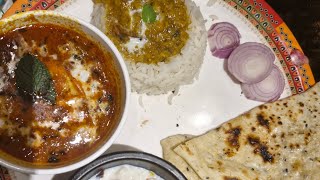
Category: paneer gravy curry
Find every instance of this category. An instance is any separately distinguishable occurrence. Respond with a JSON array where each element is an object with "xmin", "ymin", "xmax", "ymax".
[{"xmin": 0, "ymin": 23, "xmax": 122, "ymax": 165}]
